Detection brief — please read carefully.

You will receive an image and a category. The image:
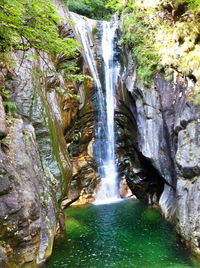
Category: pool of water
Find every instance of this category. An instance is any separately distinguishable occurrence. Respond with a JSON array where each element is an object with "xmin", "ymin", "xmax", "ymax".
[{"xmin": 45, "ymin": 200, "xmax": 200, "ymax": 268}]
